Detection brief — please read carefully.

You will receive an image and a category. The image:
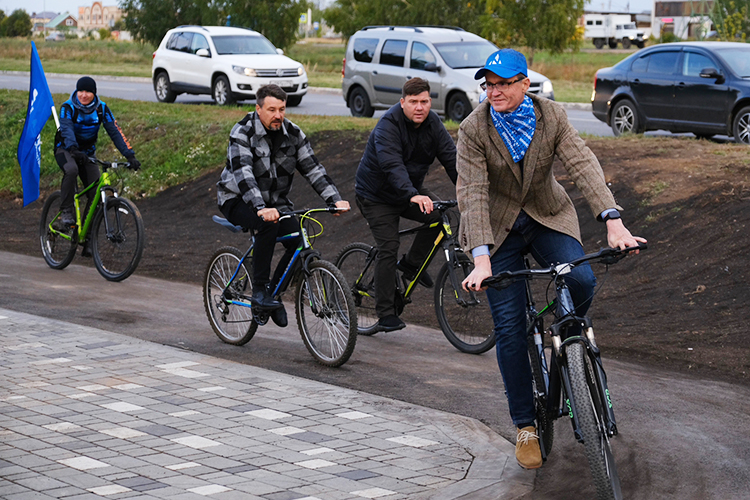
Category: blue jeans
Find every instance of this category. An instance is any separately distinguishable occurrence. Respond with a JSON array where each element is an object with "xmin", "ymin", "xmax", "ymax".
[{"xmin": 485, "ymin": 221, "xmax": 595, "ymax": 428}]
